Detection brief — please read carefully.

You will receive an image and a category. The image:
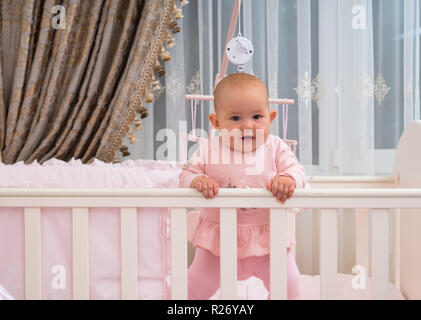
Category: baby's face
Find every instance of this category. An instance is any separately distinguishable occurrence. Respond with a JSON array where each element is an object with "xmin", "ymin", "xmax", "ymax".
[{"xmin": 209, "ymin": 83, "xmax": 276, "ymax": 152}]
